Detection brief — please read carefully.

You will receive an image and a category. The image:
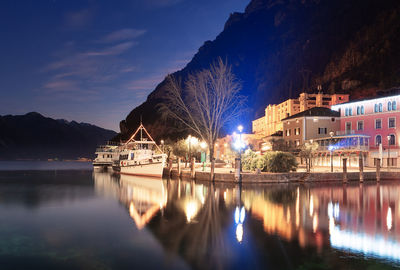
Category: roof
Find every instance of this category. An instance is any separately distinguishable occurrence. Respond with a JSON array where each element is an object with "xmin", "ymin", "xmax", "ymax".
[
  {"xmin": 331, "ymin": 87, "xmax": 400, "ymax": 107},
  {"xmin": 282, "ymin": 107, "xmax": 340, "ymax": 121}
]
